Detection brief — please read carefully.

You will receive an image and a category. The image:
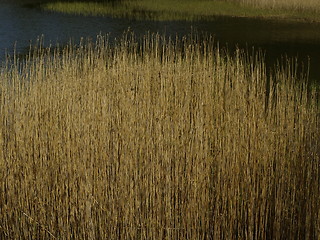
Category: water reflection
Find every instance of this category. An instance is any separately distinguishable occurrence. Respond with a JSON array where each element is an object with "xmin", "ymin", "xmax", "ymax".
[{"xmin": 1, "ymin": 2, "xmax": 320, "ymax": 81}]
